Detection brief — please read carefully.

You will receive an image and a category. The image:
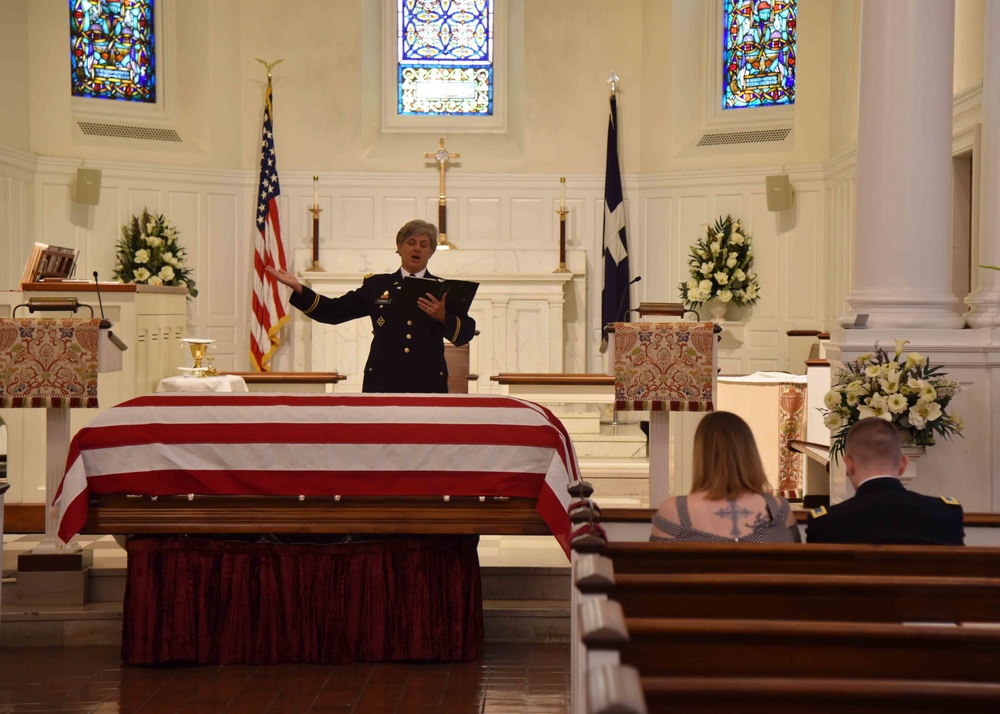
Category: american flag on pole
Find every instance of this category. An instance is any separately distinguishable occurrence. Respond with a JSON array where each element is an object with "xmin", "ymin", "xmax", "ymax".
[
  {"xmin": 250, "ymin": 76, "xmax": 289, "ymax": 371},
  {"xmin": 600, "ymin": 91, "xmax": 631, "ymax": 352}
]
